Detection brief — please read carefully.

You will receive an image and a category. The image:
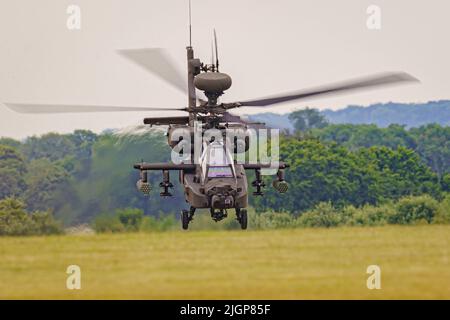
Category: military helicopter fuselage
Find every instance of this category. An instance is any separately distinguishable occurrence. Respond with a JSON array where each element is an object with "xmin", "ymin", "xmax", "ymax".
[{"xmin": 131, "ymin": 41, "xmax": 291, "ymax": 229}]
